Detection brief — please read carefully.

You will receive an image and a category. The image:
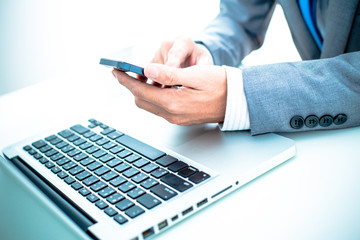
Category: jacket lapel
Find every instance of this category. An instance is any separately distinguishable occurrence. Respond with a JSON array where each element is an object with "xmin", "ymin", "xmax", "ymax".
[
  {"xmin": 321, "ymin": 0, "xmax": 359, "ymax": 58},
  {"xmin": 279, "ymin": 0, "xmax": 321, "ymax": 60}
]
